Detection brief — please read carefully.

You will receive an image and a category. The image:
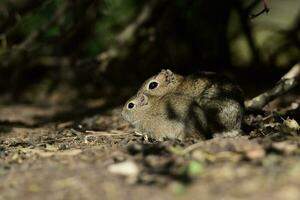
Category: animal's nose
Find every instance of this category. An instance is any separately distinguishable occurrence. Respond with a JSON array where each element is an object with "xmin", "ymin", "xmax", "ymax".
[
  {"xmin": 121, "ymin": 109, "xmax": 125, "ymax": 118},
  {"xmin": 140, "ymin": 94, "xmax": 148, "ymax": 106},
  {"xmin": 121, "ymin": 109, "xmax": 129, "ymax": 121}
]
